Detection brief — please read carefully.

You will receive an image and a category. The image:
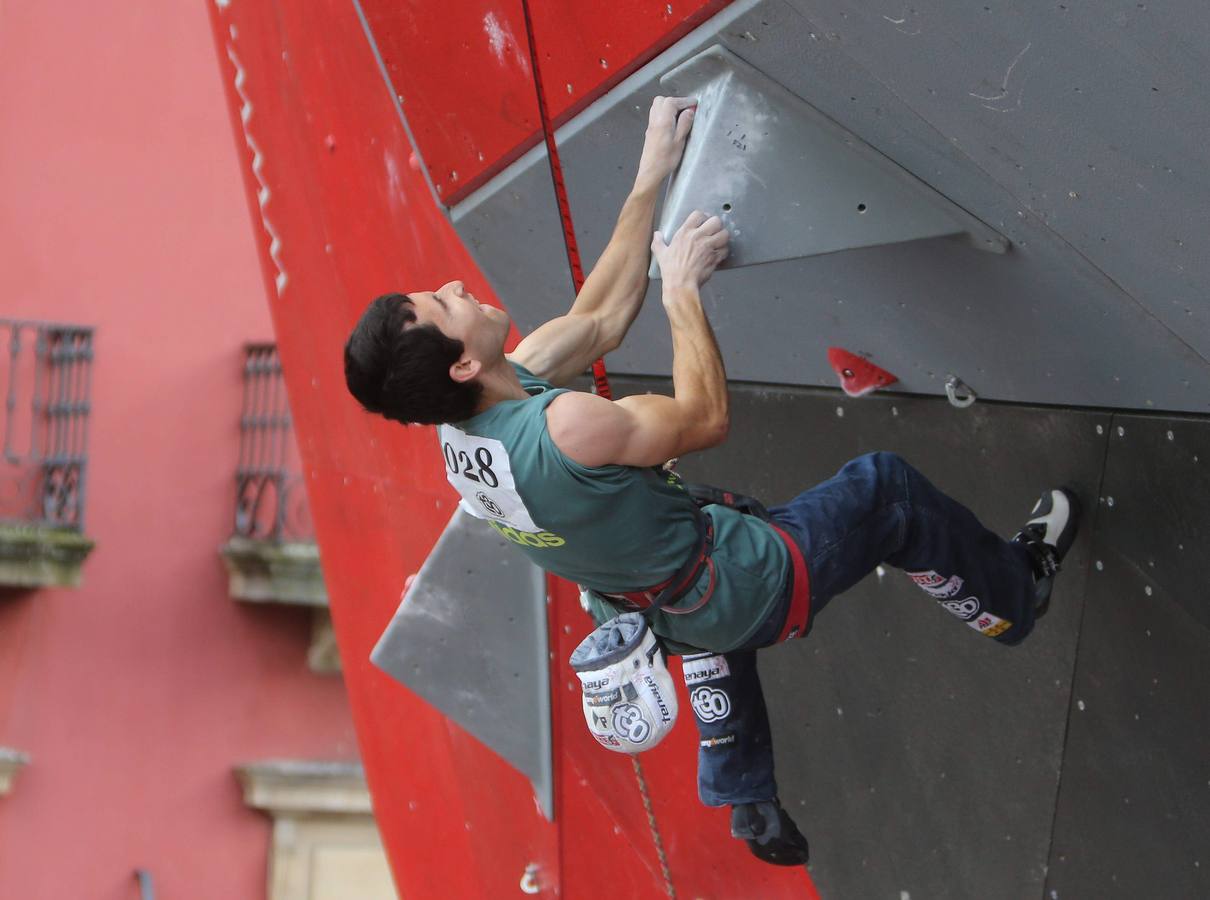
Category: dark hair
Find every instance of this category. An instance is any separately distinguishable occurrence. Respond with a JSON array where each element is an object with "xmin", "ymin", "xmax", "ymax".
[{"xmin": 343, "ymin": 293, "xmax": 483, "ymax": 425}]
